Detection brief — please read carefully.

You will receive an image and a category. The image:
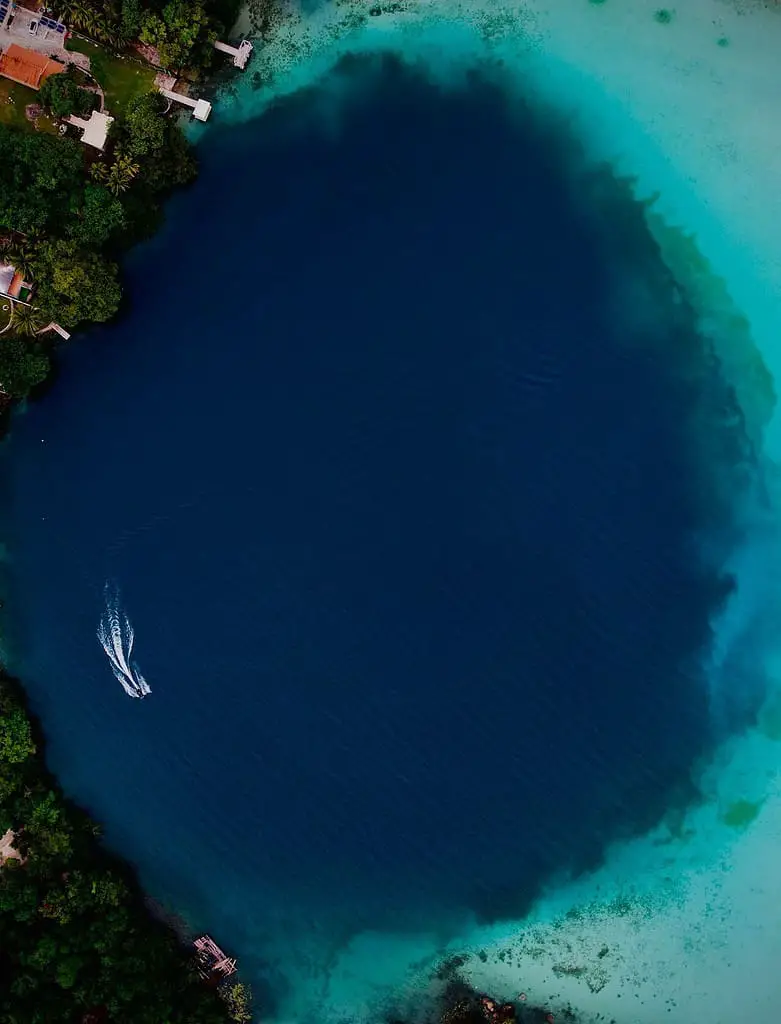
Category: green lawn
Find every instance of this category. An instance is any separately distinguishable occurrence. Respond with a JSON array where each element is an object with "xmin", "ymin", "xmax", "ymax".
[
  {"xmin": 0, "ymin": 299, "xmax": 13, "ymax": 334},
  {"xmin": 0, "ymin": 80, "xmax": 56, "ymax": 134},
  {"xmin": 65, "ymin": 39, "xmax": 156, "ymax": 113},
  {"xmin": 0, "ymin": 80, "xmax": 31, "ymax": 129}
]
